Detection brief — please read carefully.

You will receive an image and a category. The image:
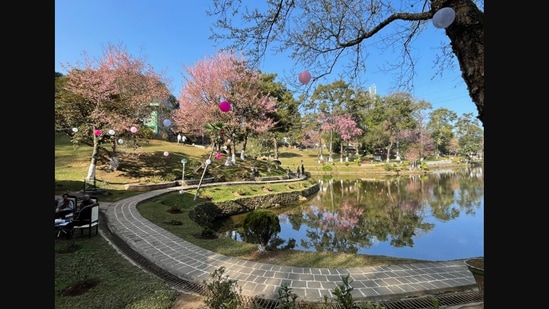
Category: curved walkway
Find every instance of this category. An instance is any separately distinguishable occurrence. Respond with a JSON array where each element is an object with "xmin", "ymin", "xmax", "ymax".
[{"xmin": 101, "ymin": 180, "xmax": 482, "ymax": 306}]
